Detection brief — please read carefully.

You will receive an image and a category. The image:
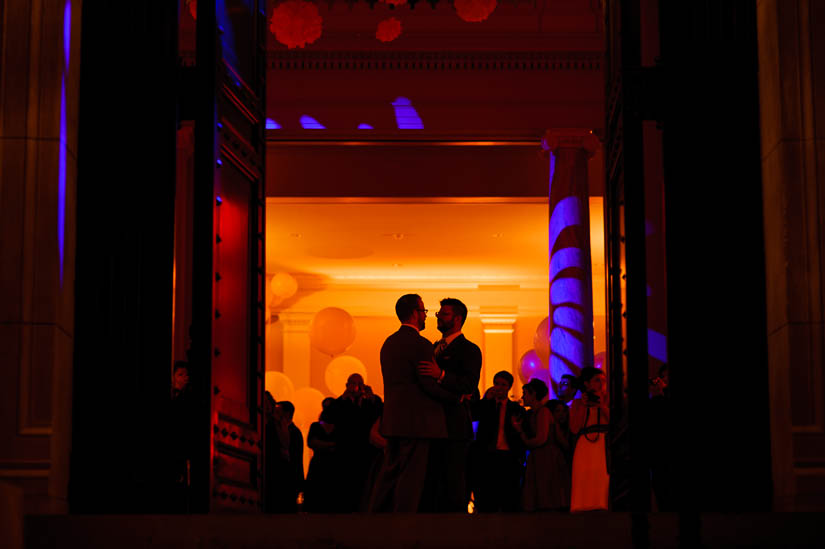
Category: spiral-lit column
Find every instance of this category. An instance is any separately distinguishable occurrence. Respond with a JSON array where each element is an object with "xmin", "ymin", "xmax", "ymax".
[{"xmin": 542, "ymin": 129, "xmax": 600, "ymax": 392}]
